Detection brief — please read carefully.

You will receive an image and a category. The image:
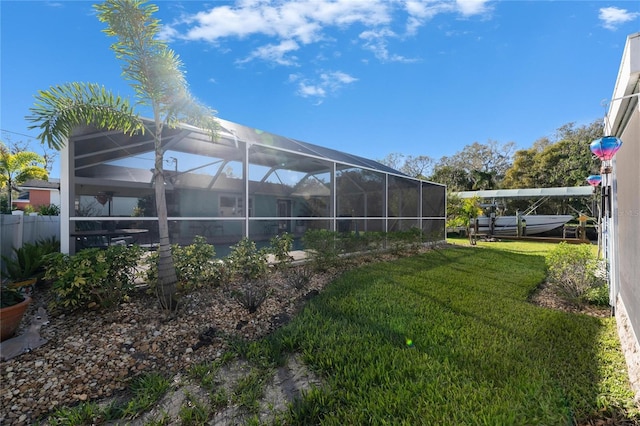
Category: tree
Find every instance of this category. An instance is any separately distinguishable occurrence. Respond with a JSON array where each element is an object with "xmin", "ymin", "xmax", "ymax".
[
  {"xmin": 429, "ymin": 164, "xmax": 471, "ymax": 192},
  {"xmin": 26, "ymin": 0, "xmax": 218, "ymax": 309},
  {"xmin": 378, "ymin": 153, "xmax": 435, "ymax": 179},
  {"xmin": 428, "ymin": 140, "xmax": 515, "ymax": 191},
  {"xmin": 446, "ymin": 194, "xmax": 481, "ymax": 230},
  {"xmin": 0, "ymin": 141, "xmax": 49, "ymax": 211},
  {"xmin": 502, "ymin": 120, "xmax": 603, "ymax": 214},
  {"xmin": 502, "ymin": 120, "xmax": 602, "ymax": 189},
  {"xmin": 402, "ymin": 155, "xmax": 434, "ymax": 179}
]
